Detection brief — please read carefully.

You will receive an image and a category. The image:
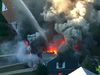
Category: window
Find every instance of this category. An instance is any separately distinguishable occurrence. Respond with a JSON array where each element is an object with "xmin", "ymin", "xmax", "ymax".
[
  {"xmin": 56, "ymin": 62, "xmax": 65, "ymax": 69},
  {"xmin": 5, "ymin": 7, "xmax": 6, "ymax": 10},
  {"xmin": 2, "ymin": 3, "xmax": 8, "ymax": 11}
]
